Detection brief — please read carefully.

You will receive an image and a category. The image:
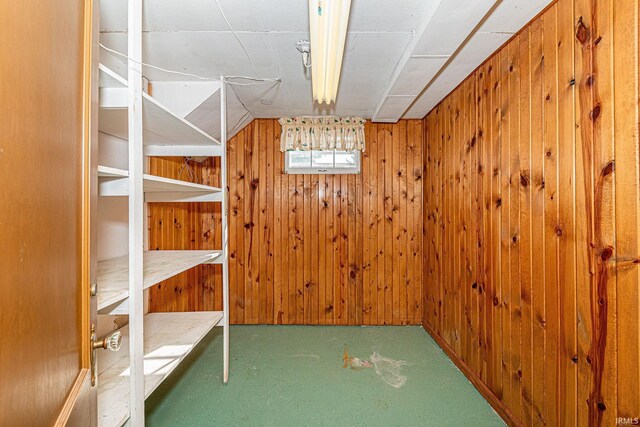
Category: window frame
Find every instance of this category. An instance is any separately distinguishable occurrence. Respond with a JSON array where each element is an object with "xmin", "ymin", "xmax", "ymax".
[{"xmin": 284, "ymin": 149, "xmax": 361, "ymax": 175}]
